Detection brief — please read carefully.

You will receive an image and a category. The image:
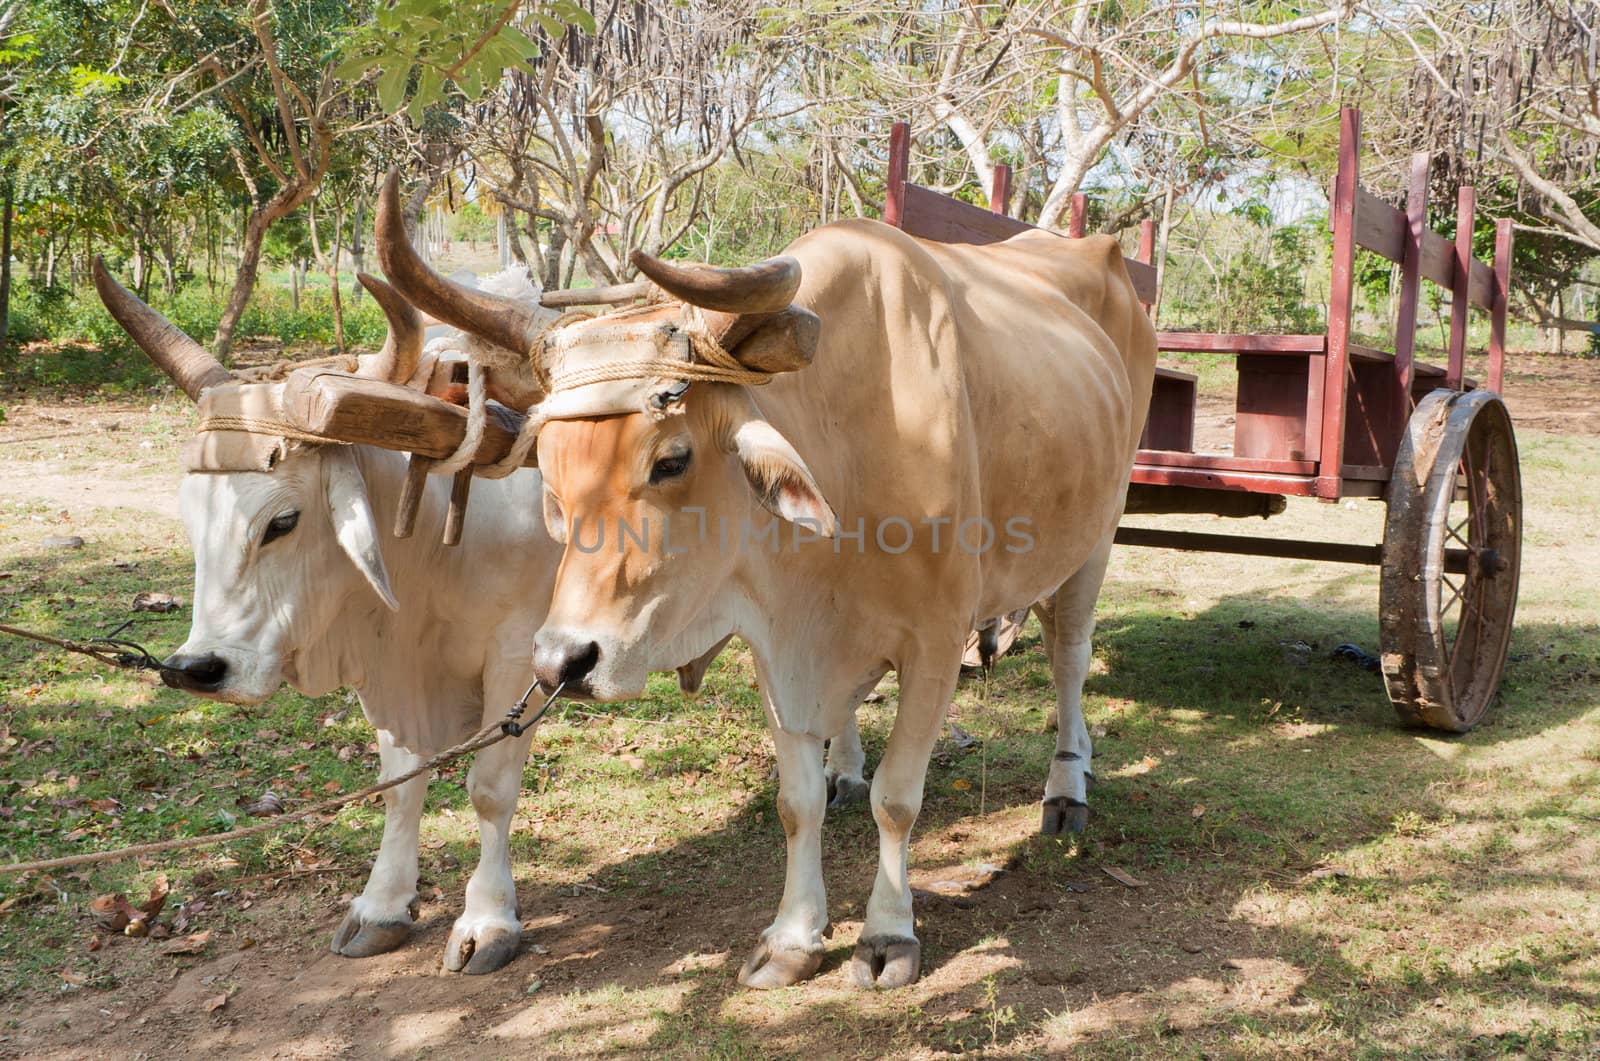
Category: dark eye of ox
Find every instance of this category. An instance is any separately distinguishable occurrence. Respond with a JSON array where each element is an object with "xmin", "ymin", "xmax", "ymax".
[
  {"xmin": 262, "ymin": 511, "xmax": 300, "ymax": 545},
  {"xmin": 650, "ymin": 451, "xmax": 692, "ymax": 485}
]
